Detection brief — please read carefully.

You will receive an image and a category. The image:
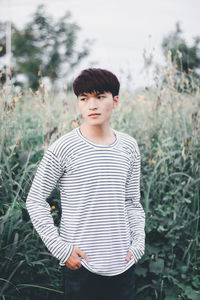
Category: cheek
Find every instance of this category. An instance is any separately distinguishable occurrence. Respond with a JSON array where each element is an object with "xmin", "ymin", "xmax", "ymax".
[
  {"xmin": 103, "ymin": 102, "xmax": 113, "ymax": 110},
  {"xmin": 105, "ymin": 104, "xmax": 114, "ymax": 113},
  {"xmin": 78, "ymin": 106, "xmax": 86, "ymax": 114}
]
